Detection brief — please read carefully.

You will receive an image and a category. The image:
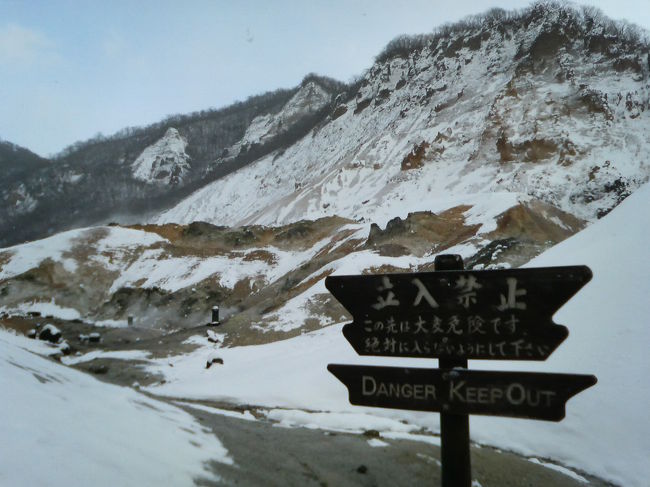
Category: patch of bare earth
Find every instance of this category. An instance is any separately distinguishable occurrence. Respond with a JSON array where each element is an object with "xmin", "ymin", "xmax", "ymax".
[
  {"xmin": 366, "ymin": 206, "xmax": 481, "ymax": 258},
  {"xmin": 468, "ymin": 199, "xmax": 585, "ymax": 269}
]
